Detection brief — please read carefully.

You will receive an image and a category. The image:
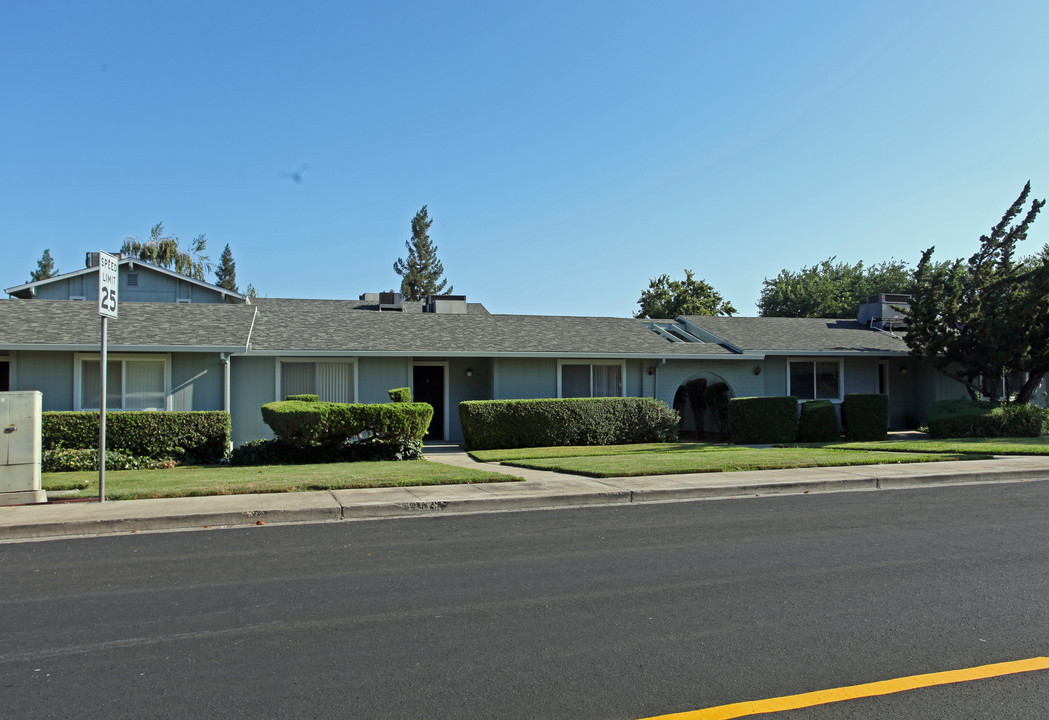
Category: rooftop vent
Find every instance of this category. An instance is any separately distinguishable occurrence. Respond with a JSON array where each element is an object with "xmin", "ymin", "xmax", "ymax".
[
  {"xmin": 424, "ymin": 295, "xmax": 467, "ymax": 314},
  {"xmin": 359, "ymin": 291, "xmax": 403, "ymax": 311},
  {"xmin": 85, "ymin": 252, "xmax": 100, "ymax": 268},
  {"xmin": 858, "ymin": 293, "xmax": 910, "ymax": 332}
]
